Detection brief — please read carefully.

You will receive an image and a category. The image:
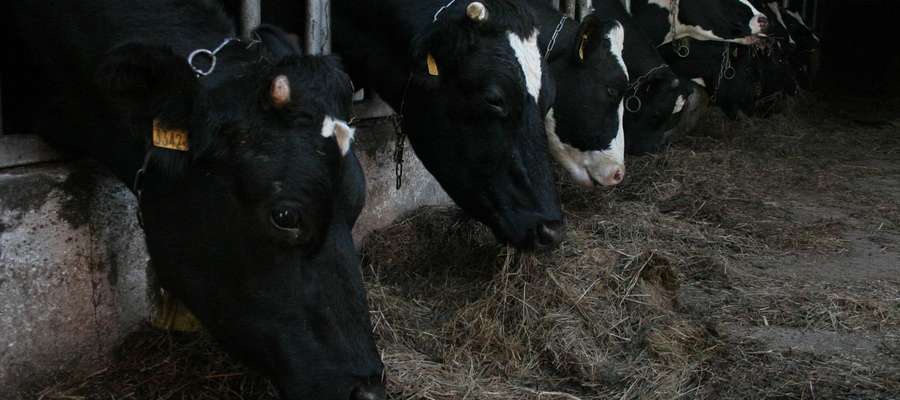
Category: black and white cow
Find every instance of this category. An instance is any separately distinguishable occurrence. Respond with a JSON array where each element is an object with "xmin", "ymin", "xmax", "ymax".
[
  {"xmin": 526, "ymin": 0, "xmax": 629, "ymax": 187},
  {"xmin": 249, "ymin": 0, "xmax": 565, "ymax": 249},
  {"xmin": 661, "ymin": 39, "xmax": 759, "ymax": 119},
  {"xmin": 3, "ymin": 2, "xmax": 383, "ymax": 399},
  {"xmin": 594, "ymin": 0, "xmax": 695, "ymax": 155},
  {"xmin": 780, "ymin": 3, "xmax": 821, "ymax": 89},
  {"xmin": 623, "ymin": 0, "xmax": 769, "ymax": 46}
]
